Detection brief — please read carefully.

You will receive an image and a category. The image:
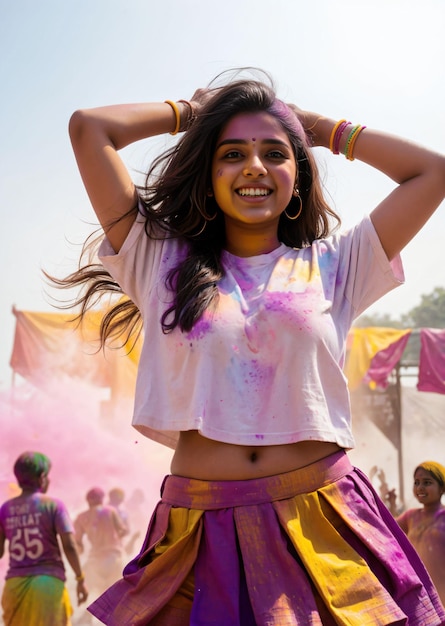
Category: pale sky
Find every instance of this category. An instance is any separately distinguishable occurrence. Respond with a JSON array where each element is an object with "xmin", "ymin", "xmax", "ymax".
[{"xmin": 1, "ymin": 0, "xmax": 445, "ymax": 389}]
